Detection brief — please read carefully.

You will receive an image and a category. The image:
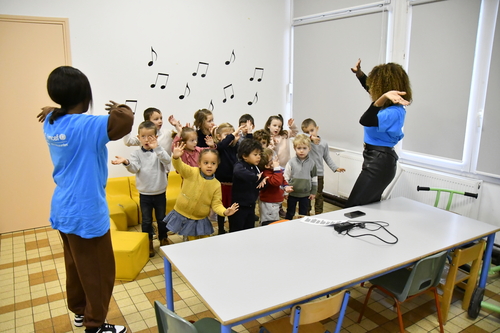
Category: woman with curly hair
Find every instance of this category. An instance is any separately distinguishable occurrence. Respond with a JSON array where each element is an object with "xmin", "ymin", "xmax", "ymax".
[{"xmin": 346, "ymin": 59, "xmax": 412, "ymax": 207}]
